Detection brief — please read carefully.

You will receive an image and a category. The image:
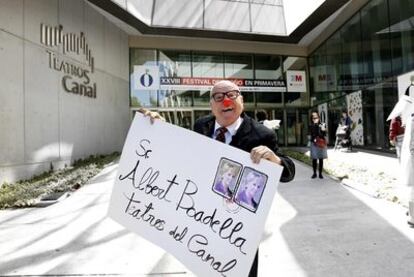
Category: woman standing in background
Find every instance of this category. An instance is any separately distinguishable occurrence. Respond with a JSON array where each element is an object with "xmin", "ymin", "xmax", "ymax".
[{"xmin": 309, "ymin": 111, "xmax": 328, "ymax": 179}]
